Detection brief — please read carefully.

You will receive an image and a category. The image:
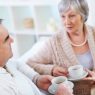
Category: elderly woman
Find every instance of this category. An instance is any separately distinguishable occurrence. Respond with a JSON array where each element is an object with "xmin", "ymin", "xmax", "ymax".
[{"xmin": 27, "ymin": 0, "xmax": 95, "ymax": 88}]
